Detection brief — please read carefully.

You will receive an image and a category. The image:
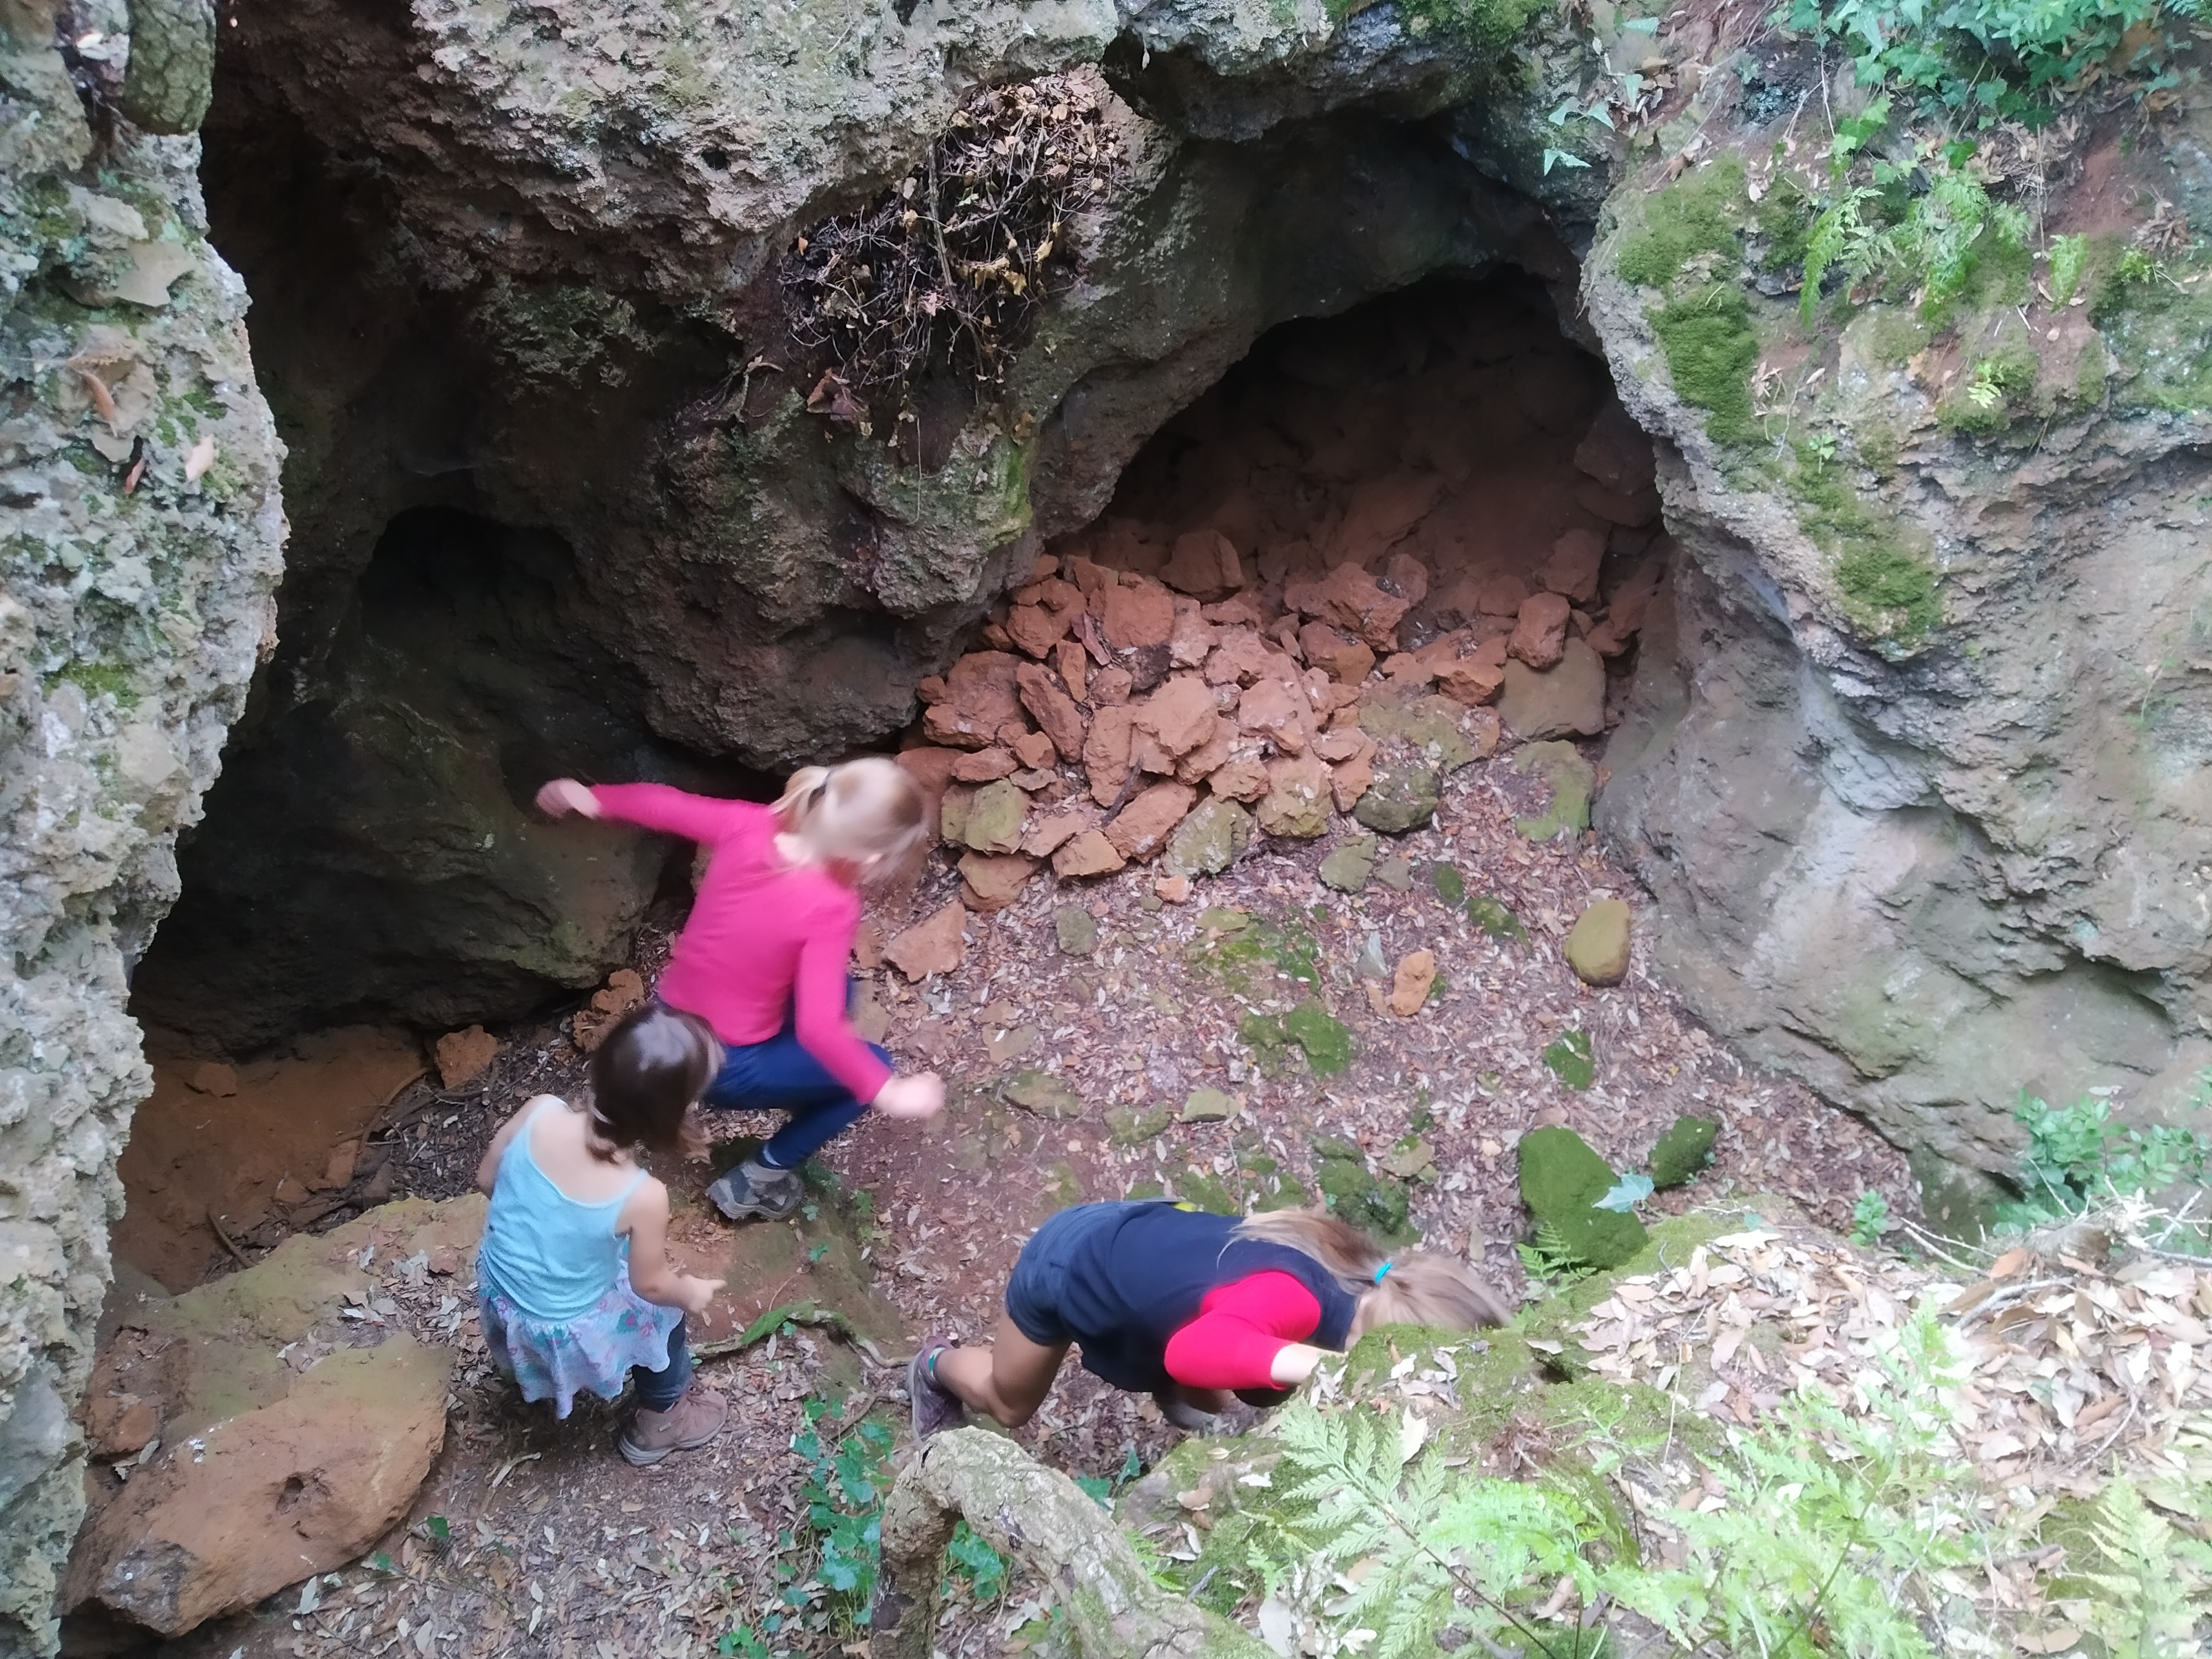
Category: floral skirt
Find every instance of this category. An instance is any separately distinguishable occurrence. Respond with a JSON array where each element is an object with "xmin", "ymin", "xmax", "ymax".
[{"xmin": 478, "ymin": 1275, "xmax": 683, "ymax": 1419}]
